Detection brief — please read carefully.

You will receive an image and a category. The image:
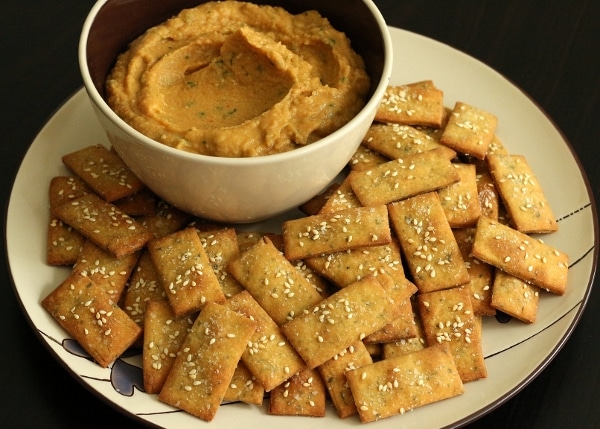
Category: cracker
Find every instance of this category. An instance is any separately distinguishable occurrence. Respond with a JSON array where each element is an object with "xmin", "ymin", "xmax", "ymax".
[
  {"xmin": 268, "ymin": 367, "xmax": 327, "ymax": 417},
  {"xmin": 280, "ymin": 275, "xmax": 401, "ymax": 369},
  {"xmin": 382, "ymin": 311, "xmax": 427, "ymax": 359},
  {"xmin": 228, "ymin": 237, "xmax": 324, "ymax": 325},
  {"xmin": 363, "ymin": 123, "xmax": 456, "ymax": 160},
  {"xmin": 122, "ymin": 250, "xmax": 167, "ymax": 326},
  {"xmin": 41, "ymin": 272, "xmax": 142, "ymax": 368},
  {"xmin": 346, "ymin": 343, "xmax": 464, "ymax": 423},
  {"xmin": 477, "ymin": 170, "xmax": 501, "ymax": 221},
  {"xmin": 388, "ymin": 192, "xmax": 470, "ymax": 293},
  {"xmin": 299, "ymin": 182, "xmax": 340, "ymax": 216},
  {"xmin": 72, "ymin": 239, "xmax": 140, "ymax": 302},
  {"xmin": 112, "ymin": 187, "xmax": 158, "ymax": 216},
  {"xmin": 487, "ymin": 154, "xmax": 558, "ymax": 233},
  {"xmin": 197, "ymin": 227, "xmax": 244, "ymax": 298},
  {"xmin": 147, "ymin": 227, "xmax": 226, "ymax": 317},
  {"xmin": 440, "ymin": 102, "xmax": 498, "ymax": 160},
  {"xmin": 490, "ymin": 270, "xmax": 540, "ymax": 323},
  {"xmin": 225, "ymin": 291, "xmax": 306, "ymax": 391},
  {"xmin": 438, "ymin": 163, "xmax": 482, "ymax": 228},
  {"xmin": 348, "ymin": 144, "xmax": 390, "ymax": 171},
  {"xmin": 137, "ymin": 200, "xmax": 193, "ymax": 239},
  {"xmin": 223, "ymin": 361, "xmax": 265, "ymax": 405},
  {"xmin": 62, "ymin": 144, "xmax": 144, "ymax": 202},
  {"xmin": 363, "ymin": 297, "xmax": 417, "ymax": 344},
  {"xmin": 471, "ymin": 216, "xmax": 569, "ymax": 295},
  {"xmin": 158, "ymin": 302, "xmax": 257, "ymax": 422},
  {"xmin": 47, "ymin": 176, "xmax": 91, "ymax": 265},
  {"xmin": 290, "ymin": 259, "xmax": 332, "ymax": 298},
  {"xmin": 318, "ymin": 172, "xmax": 362, "ymax": 214},
  {"xmin": 417, "ymin": 286, "xmax": 487, "ymax": 382},
  {"xmin": 317, "ymin": 341, "xmax": 373, "ymax": 419},
  {"xmin": 282, "ymin": 205, "xmax": 392, "ymax": 260},
  {"xmin": 142, "ymin": 299, "xmax": 195, "ymax": 393},
  {"xmin": 375, "ymin": 81, "xmax": 445, "ymax": 127},
  {"xmin": 349, "ymin": 148, "xmax": 460, "ymax": 207},
  {"xmin": 453, "ymin": 228, "xmax": 496, "ymax": 316},
  {"xmin": 53, "ymin": 193, "xmax": 154, "ymax": 258}
]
